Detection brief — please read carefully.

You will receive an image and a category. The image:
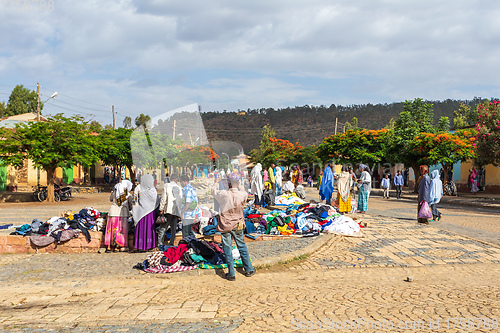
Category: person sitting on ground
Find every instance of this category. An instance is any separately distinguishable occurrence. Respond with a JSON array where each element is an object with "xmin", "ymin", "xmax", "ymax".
[{"xmin": 212, "ymin": 176, "xmax": 255, "ymax": 281}]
